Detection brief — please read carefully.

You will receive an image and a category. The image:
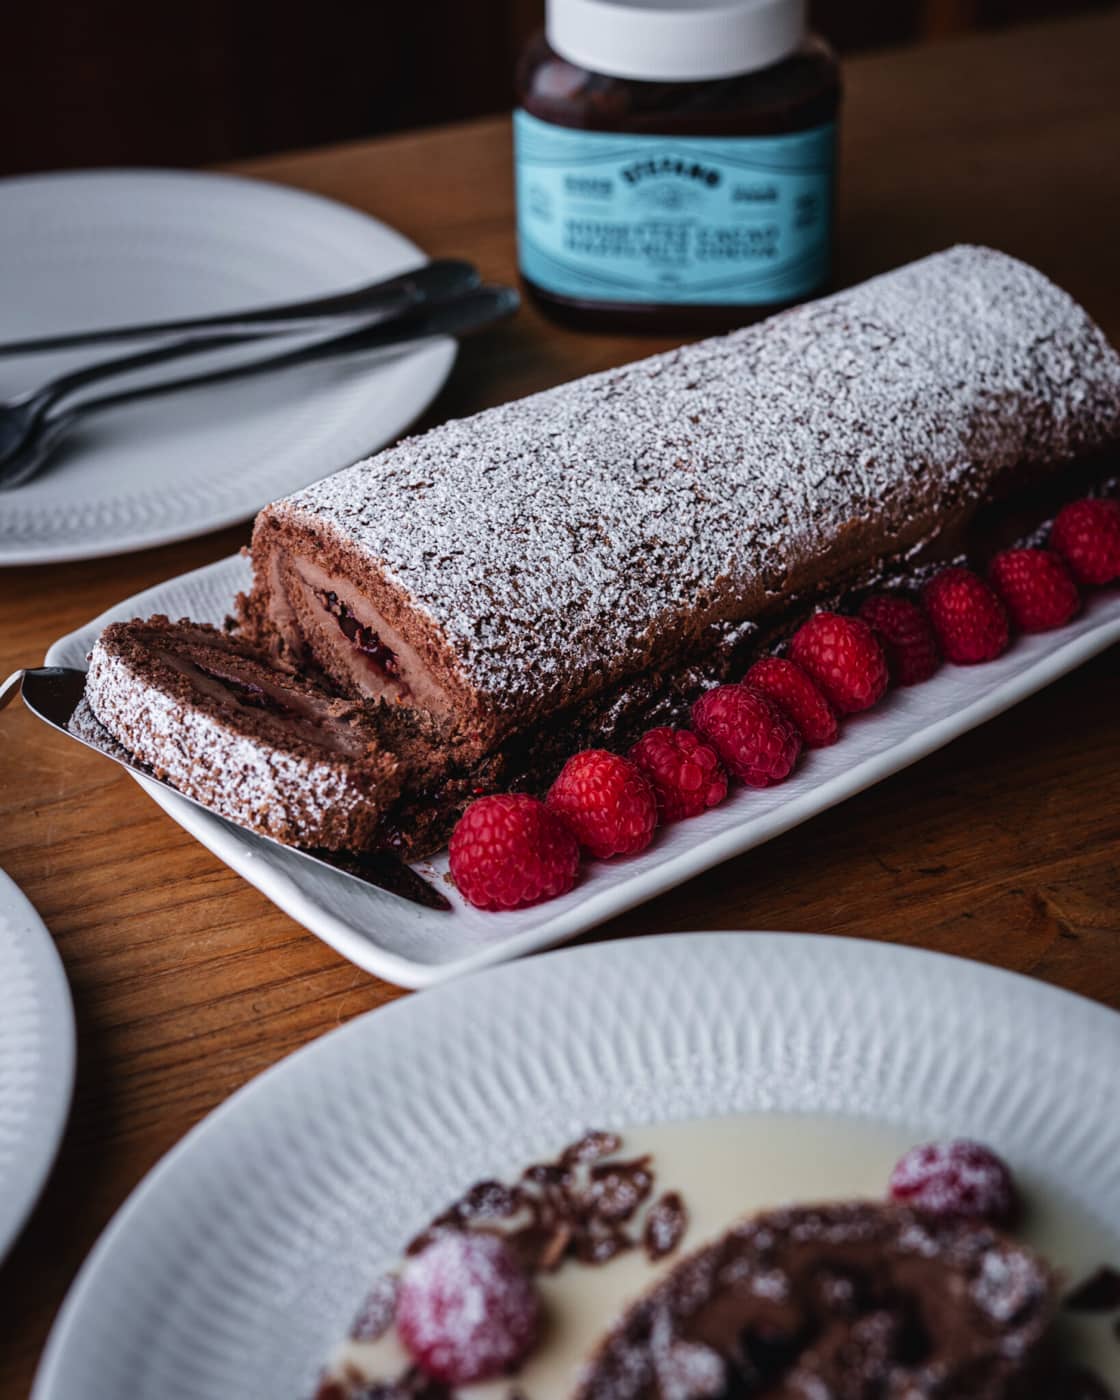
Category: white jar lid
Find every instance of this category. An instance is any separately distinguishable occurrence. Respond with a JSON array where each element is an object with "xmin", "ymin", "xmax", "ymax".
[{"xmin": 546, "ymin": 0, "xmax": 807, "ymax": 83}]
